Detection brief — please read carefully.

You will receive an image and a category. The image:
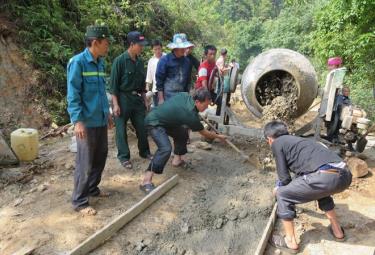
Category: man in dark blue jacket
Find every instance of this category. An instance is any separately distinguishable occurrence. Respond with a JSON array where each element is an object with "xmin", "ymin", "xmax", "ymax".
[{"xmin": 156, "ymin": 33, "xmax": 195, "ymax": 103}]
